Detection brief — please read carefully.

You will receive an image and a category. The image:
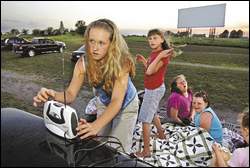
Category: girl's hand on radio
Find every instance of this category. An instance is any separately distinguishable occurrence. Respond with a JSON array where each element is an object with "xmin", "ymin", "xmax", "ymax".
[
  {"xmin": 33, "ymin": 87, "xmax": 56, "ymax": 107},
  {"xmin": 78, "ymin": 118, "xmax": 87, "ymax": 124},
  {"xmin": 76, "ymin": 118, "xmax": 98, "ymax": 139}
]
